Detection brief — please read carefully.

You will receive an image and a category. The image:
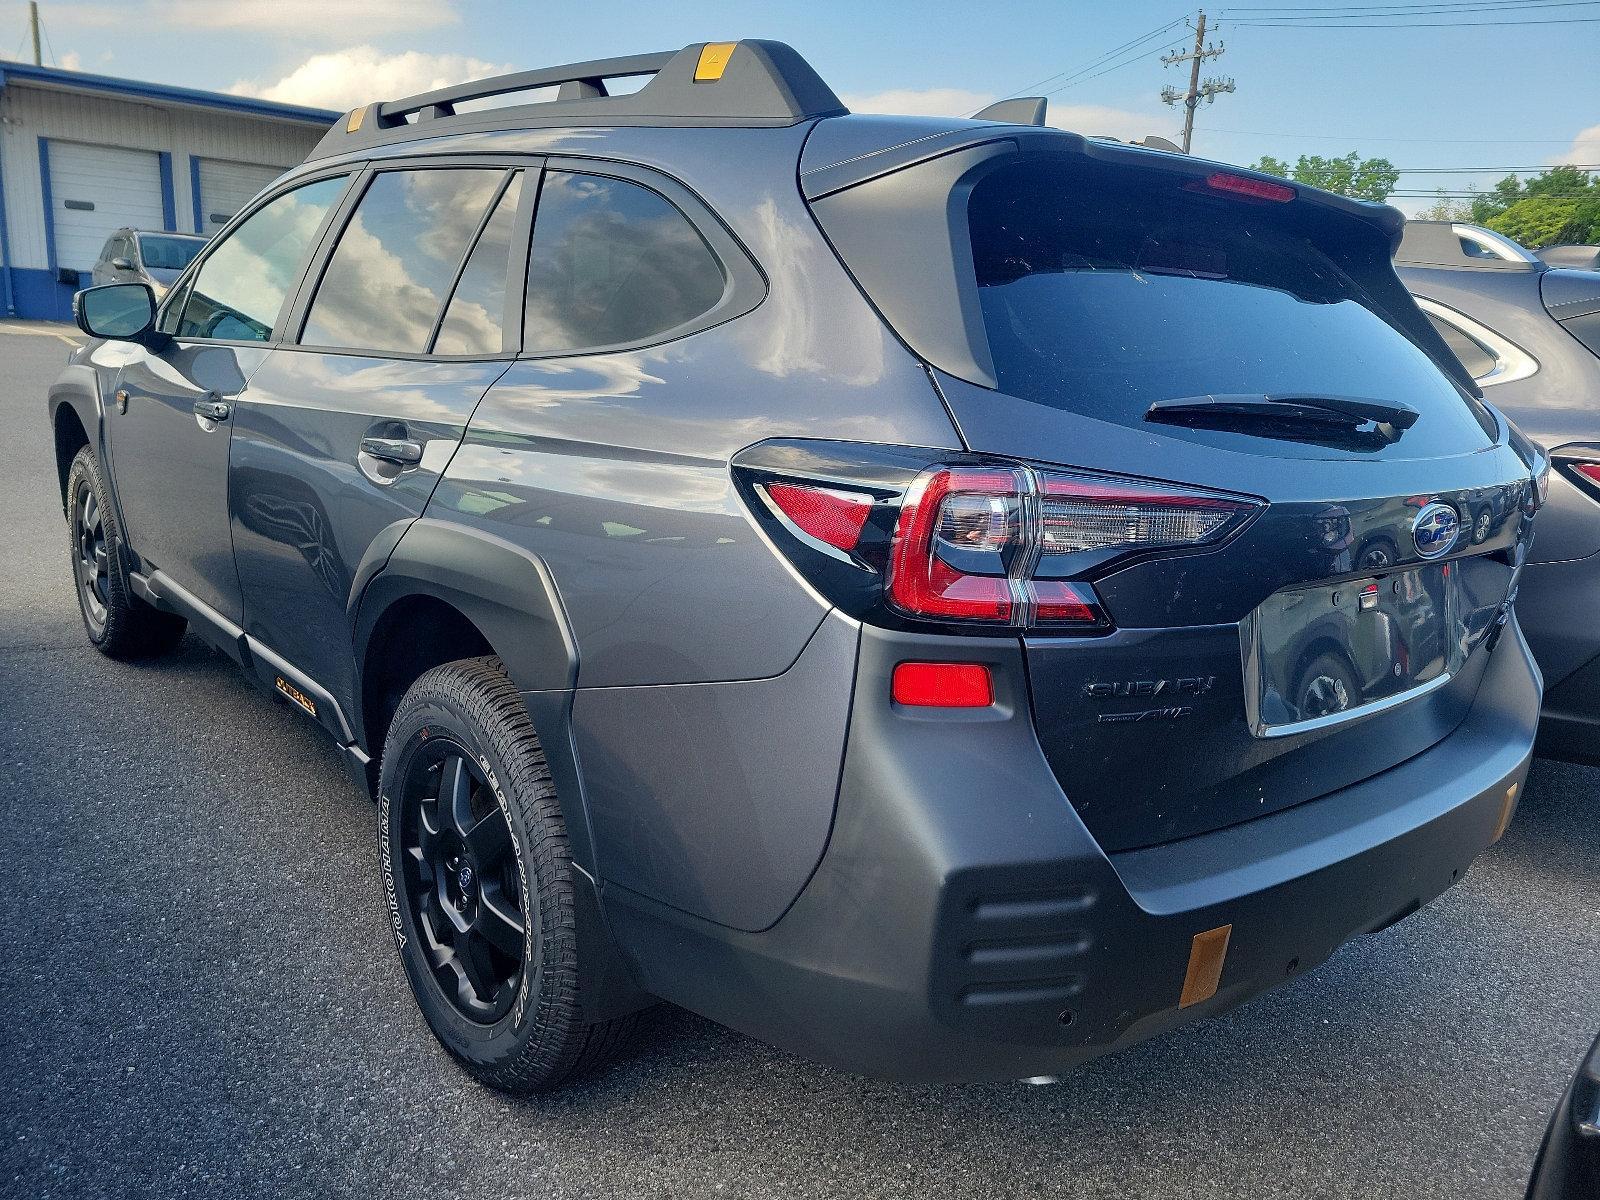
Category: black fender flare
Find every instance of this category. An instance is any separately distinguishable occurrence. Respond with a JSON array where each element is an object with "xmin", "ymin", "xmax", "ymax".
[
  {"xmin": 351, "ymin": 518, "xmax": 649, "ymax": 1018},
  {"xmin": 47, "ymin": 365, "xmax": 109, "ymax": 513}
]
